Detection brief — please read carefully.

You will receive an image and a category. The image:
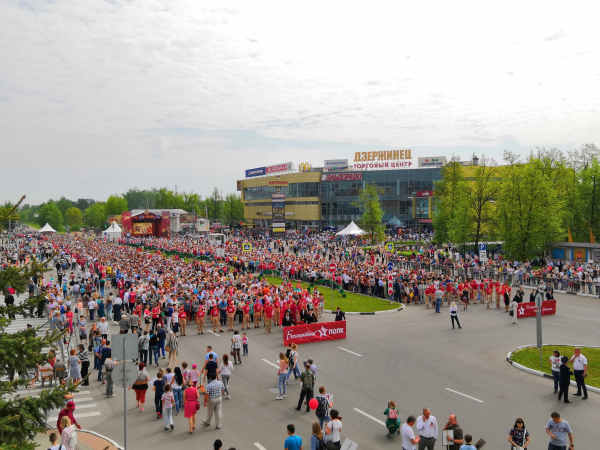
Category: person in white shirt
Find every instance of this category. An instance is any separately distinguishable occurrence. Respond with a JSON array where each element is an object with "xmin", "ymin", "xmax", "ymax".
[
  {"xmin": 401, "ymin": 416, "xmax": 420, "ymax": 450},
  {"xmin": 570, "ymin": 348, "xmax": 588, "ymax": 399},
  {"xmin": 549, "ymin": 350, "xmax": 562, "ymax": 394},
  {"xmin": 416, "ymin": 408, "xmax": 438, "ymax": 450}
]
